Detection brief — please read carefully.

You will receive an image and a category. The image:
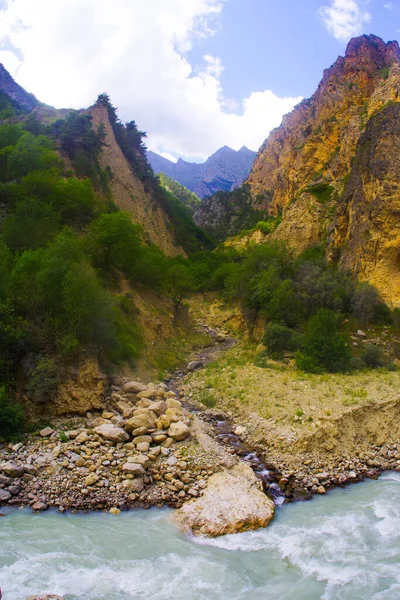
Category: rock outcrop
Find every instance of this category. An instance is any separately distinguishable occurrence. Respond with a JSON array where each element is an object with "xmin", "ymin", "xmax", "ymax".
[
  {"xmin": 245, "ymin": 34, "xmax": 400, "ymax": 306},
  {"xmin": 175, "ymin": 462, "xmax": 274, "ymax": 537},
  {"xmin": 332, "ymin": 103, "xmax": 400, "ymax": 306},
  {"xmin": 148, "ymin": 146, "xmax": 256, "ymax": 199},
  {"xmin": 0, "ymin": 64, "xmax": 39, "ymax": 112}
]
